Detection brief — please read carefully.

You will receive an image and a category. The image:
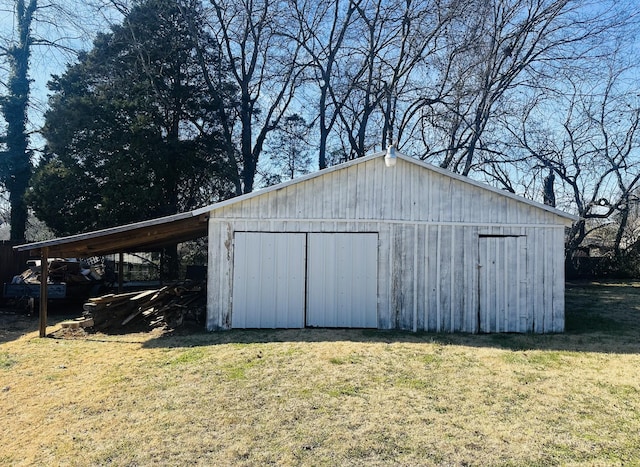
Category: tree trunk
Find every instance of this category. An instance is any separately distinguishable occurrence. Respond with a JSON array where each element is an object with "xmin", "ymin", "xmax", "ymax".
[
  {"xmin": 543, "ymin": 171, "xmax": 556, "ymax": 207},
  {"xmin": 240, "ymin": 93, "xmax": 255, "ymax": 193},
  {"xmin": 2, "ymin": 0, "xmax": 37, "ymax": 242},
  {"xmin": 318, "ymin": 85, "xmax": 328, "ymax": 170}
]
